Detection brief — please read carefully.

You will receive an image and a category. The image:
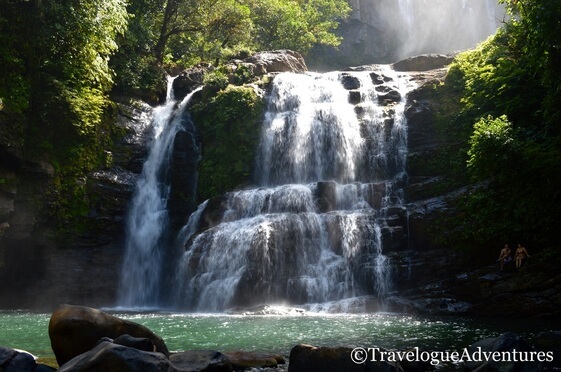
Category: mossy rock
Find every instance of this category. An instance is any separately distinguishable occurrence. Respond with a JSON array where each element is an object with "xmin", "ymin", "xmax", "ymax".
[{"xmin": 191, "ymin": 84, "xmax": 265, "ymax": 201}]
